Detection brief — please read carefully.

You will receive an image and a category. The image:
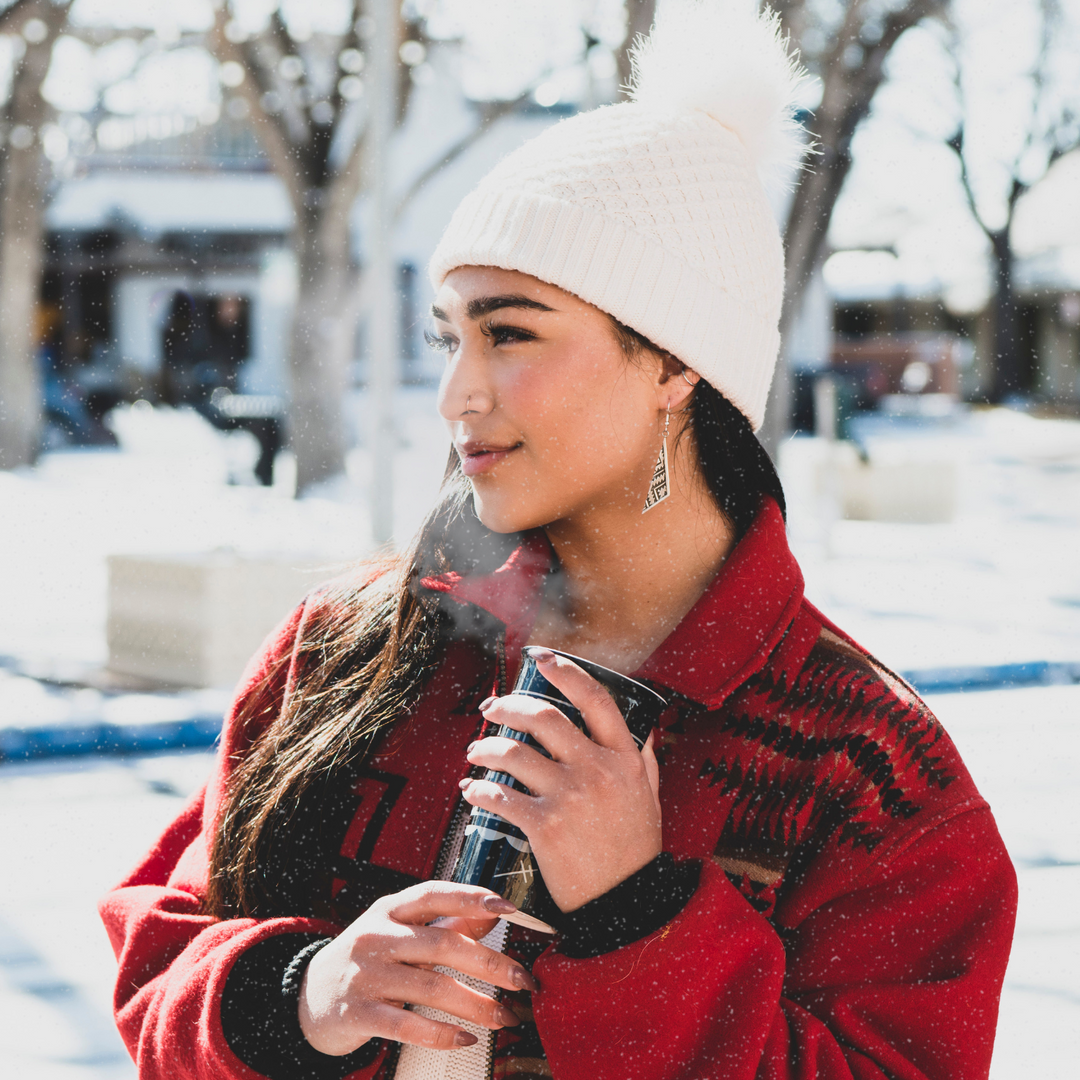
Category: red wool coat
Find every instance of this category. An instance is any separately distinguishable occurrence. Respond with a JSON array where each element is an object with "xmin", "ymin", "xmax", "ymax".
[{"xmin": 99, "ymin": 500, "xmax": 1016, "ymax": 1079}]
